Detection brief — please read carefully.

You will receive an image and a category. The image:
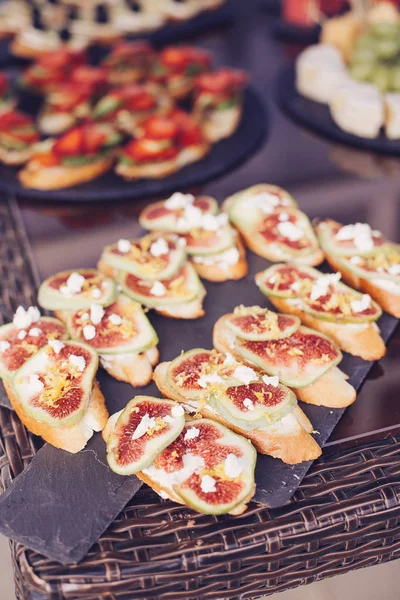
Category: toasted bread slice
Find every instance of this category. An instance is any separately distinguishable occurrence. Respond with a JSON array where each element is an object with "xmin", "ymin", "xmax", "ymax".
[
  {"xmin": 5, "ymin": 380, "xmax": 108, "ymax": 453},
  {"xmin": 212, "ymin": 315, "xmax": 356, "ymax": 408},
  {"xmin": 198, "ymin": 105, "xmax": 242, "ymax": 143},
  {"xmin": 177, "ymin": 143, "xmax": 210, "ymax": 169},
  {"xmin": 19, "ymin": 158, "xmax": 113, "ymax": 190},
  {"xmin": 269, "ymin": 296, "xmax": 386, "ymax": 361},
  {"xmin": 99, "ymin": 347, "xmax": 159, "ymax": 387},
  {"xmin": 325, "ymin": 252, "xmax": 400, "ymax": 318},
  {"xmin": 0, "ymin": 145, "xmax": 32, "ymax": 165},
  {"xmin": 241, "ymin": 228, "xmax": 324, "ymax": 266},
  {"xmin": 115, "ymin": 157, "xmax": 178, "ymax": 180},
  {"xmin": 153, "ymin": 362, "xmax": 321, "ymax": 464},
  {"xmin": 191, "ymin": 236, "xmax": 248, "ymax": 282}
]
